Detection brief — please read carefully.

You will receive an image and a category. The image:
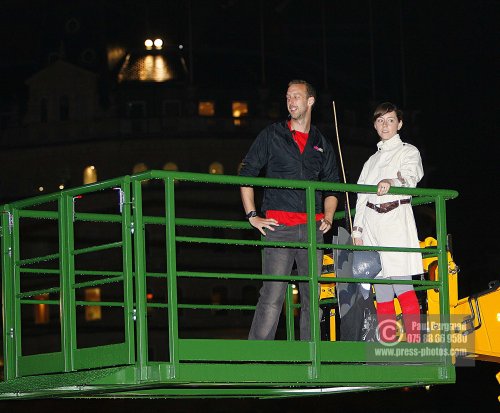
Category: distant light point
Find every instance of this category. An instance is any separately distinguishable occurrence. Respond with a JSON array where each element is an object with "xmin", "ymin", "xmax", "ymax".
[{"xmin": 154, "ymin": 38, "xmax": 163, "ymax": 50}]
